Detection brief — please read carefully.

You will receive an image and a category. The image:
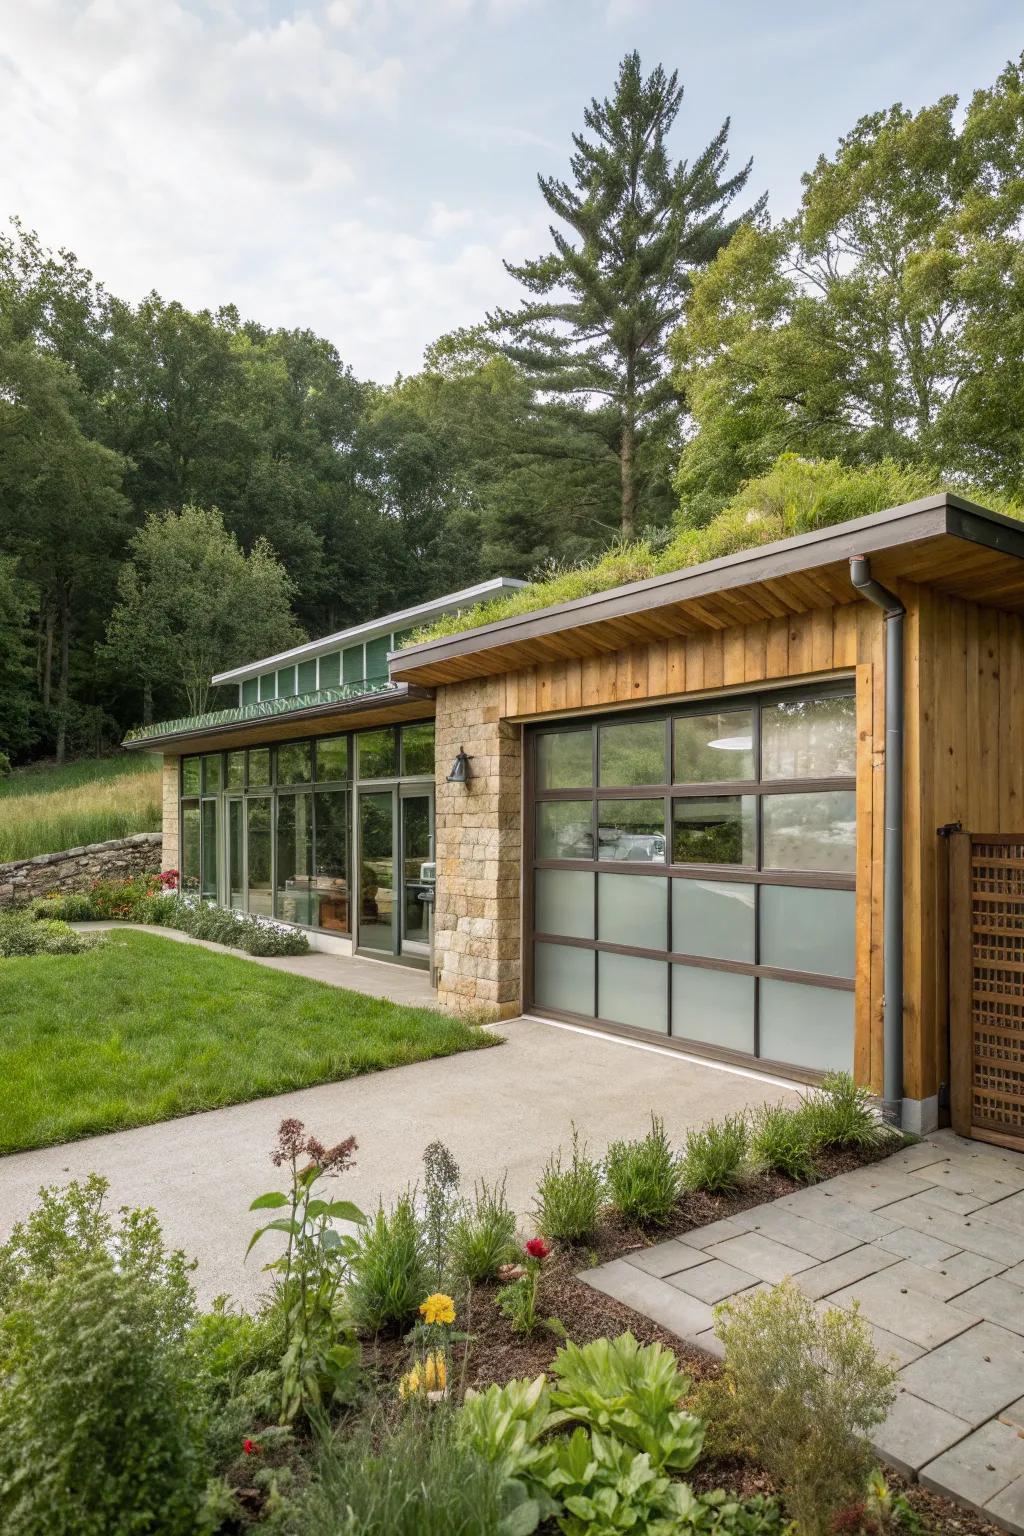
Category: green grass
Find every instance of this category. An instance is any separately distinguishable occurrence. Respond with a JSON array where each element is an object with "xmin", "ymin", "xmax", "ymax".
[
  {"xmin": 0, "ymin": 754, "xmax": 162, "ymax": 861},
  {"xmin": 0, "ymin": 931, "xmax": 497, "ymax": 1153}
]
